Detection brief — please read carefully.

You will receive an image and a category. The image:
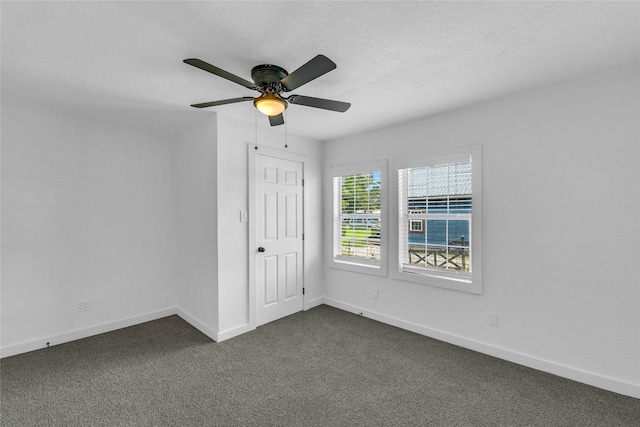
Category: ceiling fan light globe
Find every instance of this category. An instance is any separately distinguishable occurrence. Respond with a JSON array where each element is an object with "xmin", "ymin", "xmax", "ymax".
[{"xmin": 254, "ymin": 95, "xmax": 287, "ymax": 116}]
